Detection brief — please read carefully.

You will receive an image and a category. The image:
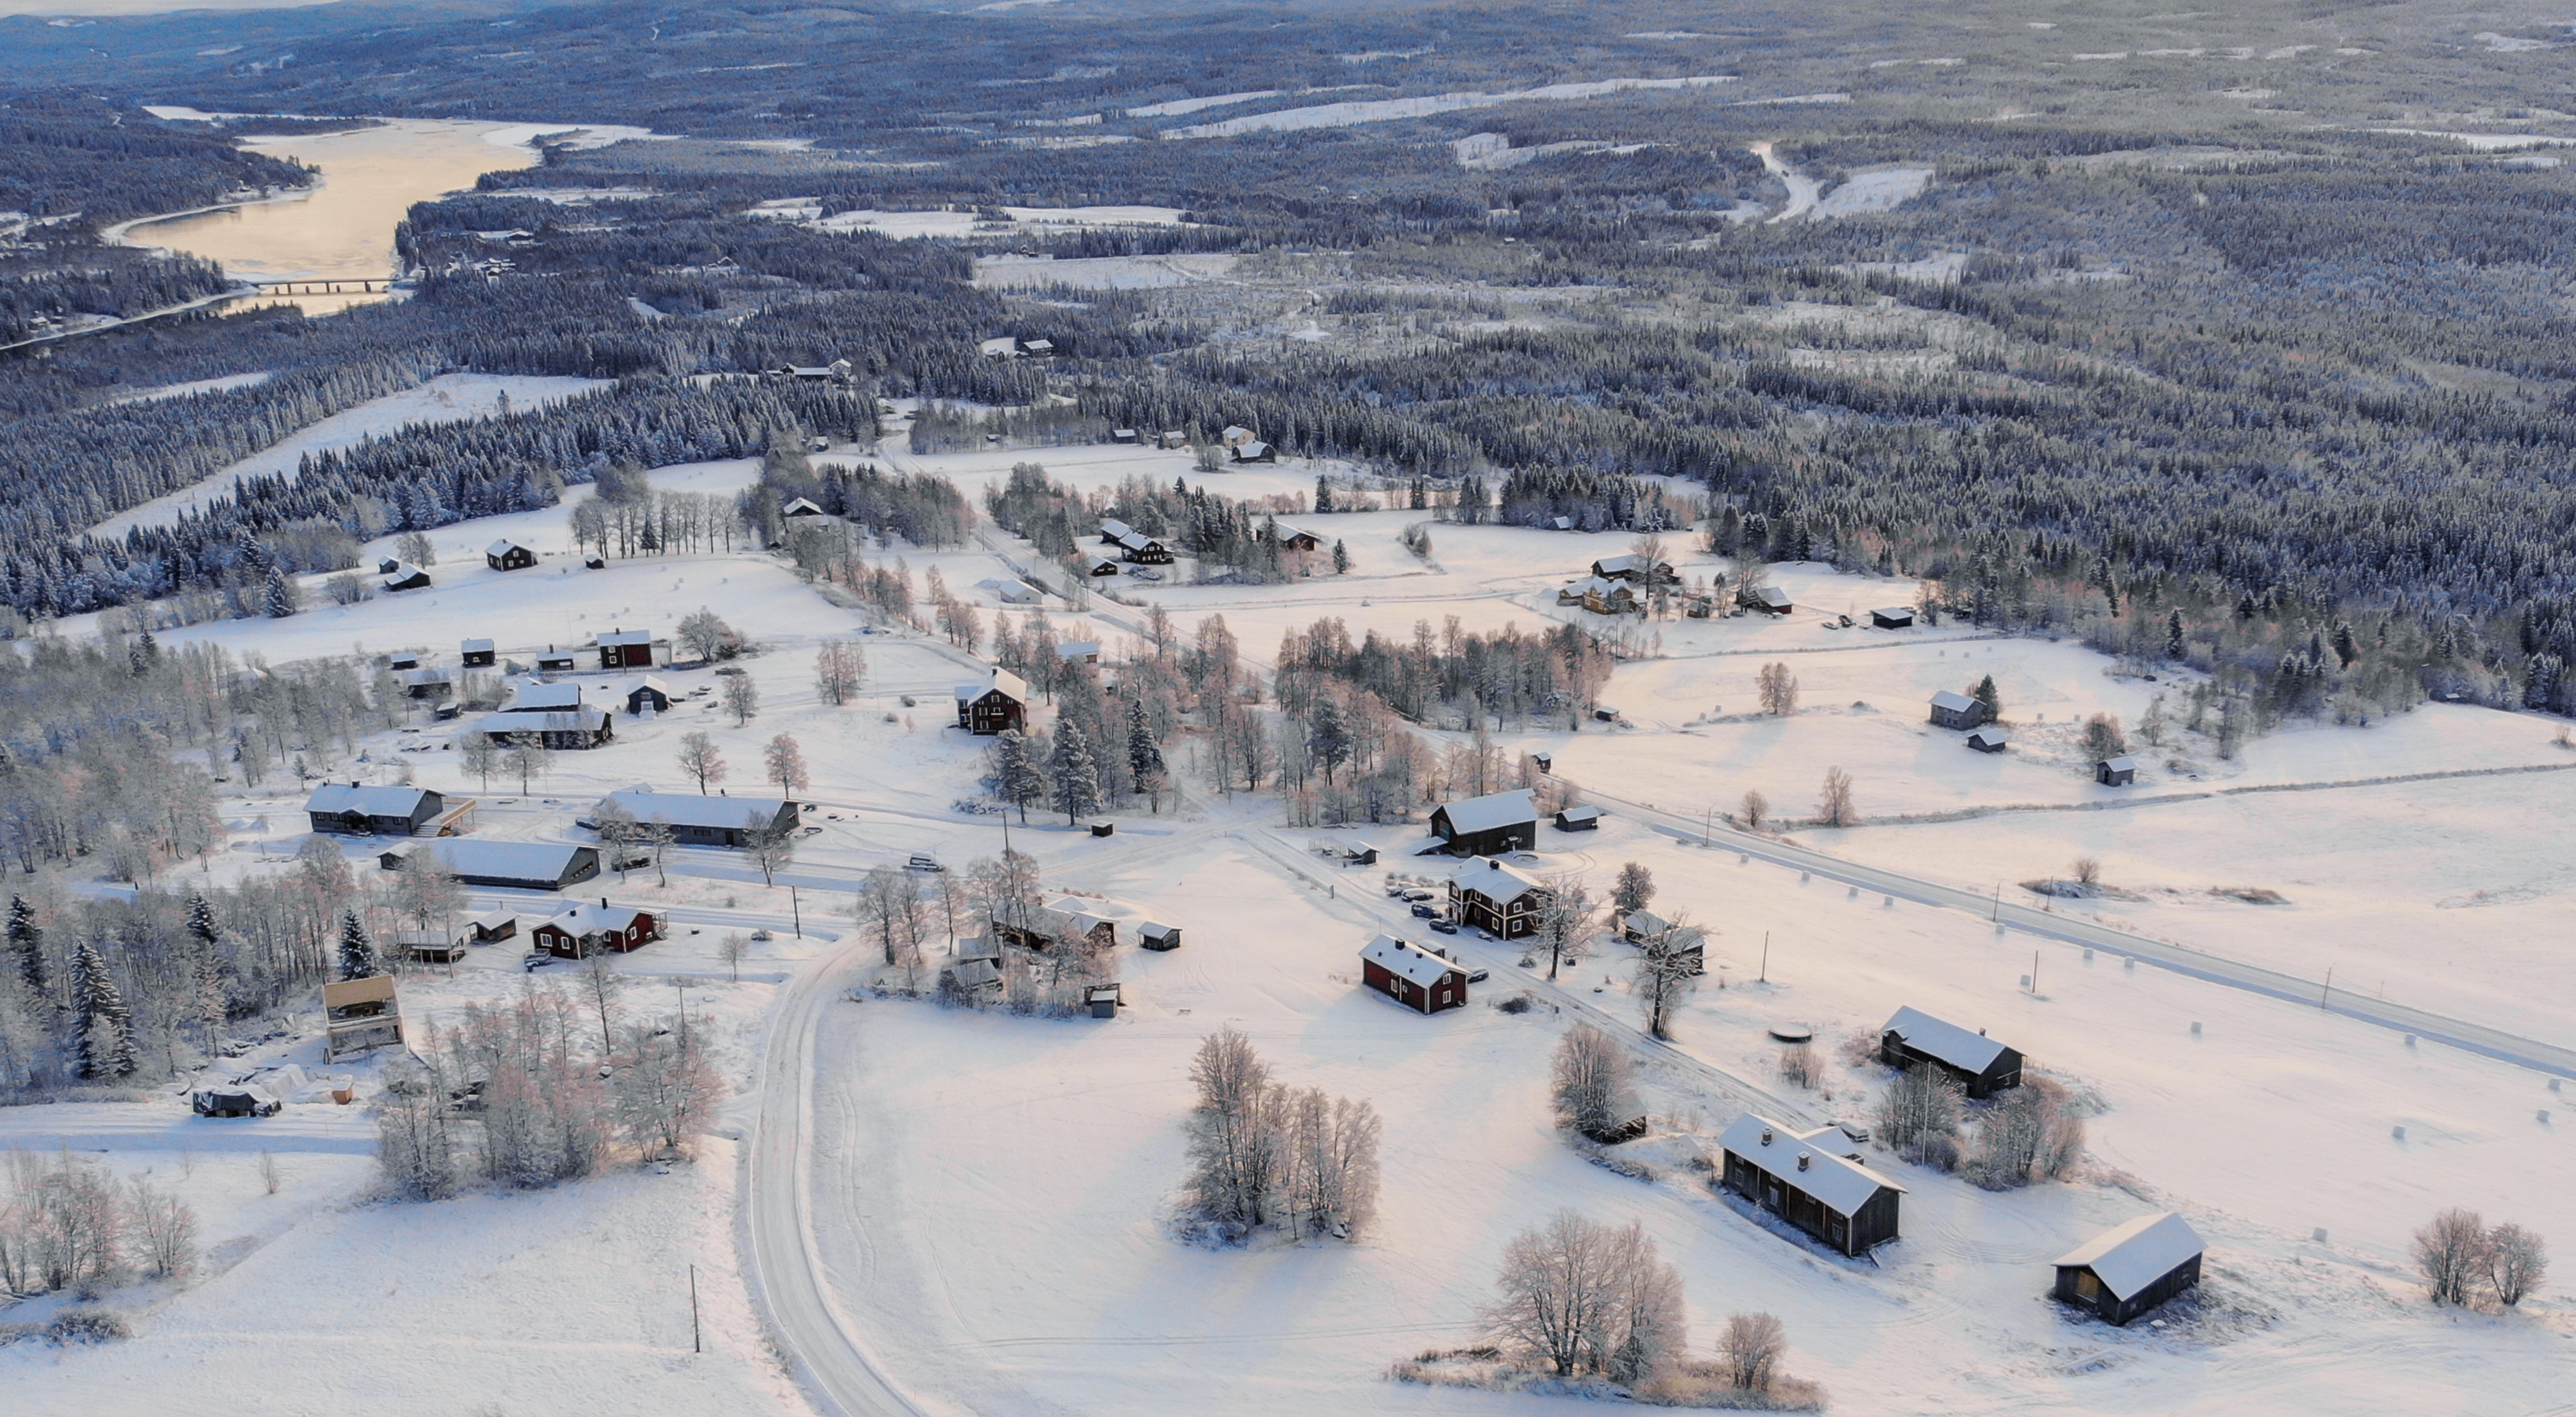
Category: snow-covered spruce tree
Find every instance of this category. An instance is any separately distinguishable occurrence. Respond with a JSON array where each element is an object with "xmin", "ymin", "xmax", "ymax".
[
  {"xmin": 338, "ymin": 911, "xmax": 379, "ymax": 981},
  {"xmin": 1124, "ymin": 698, "xmax": 1168, "ymax": 810},
  {"xmin": 6, "ymin": 894, "xmax": 44, "ymax": 996},
  {"xmin": 992, "ymin": 729, "xmax": 1043, "ymax": 823},
  {"xmin": 71, "ymin": 937, "xmax": 138, "ymax": 1081},
  {"xmin": 183, "ymin": 892, "xmax": 228, "ymax": 1039},
  {"xmin": 1048, "ymin": 719, "xmax": 1102, "ymax": 825},
  {"xmin": 262, "ymin": 565, "xmax": 297, "ymax": 619}
]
